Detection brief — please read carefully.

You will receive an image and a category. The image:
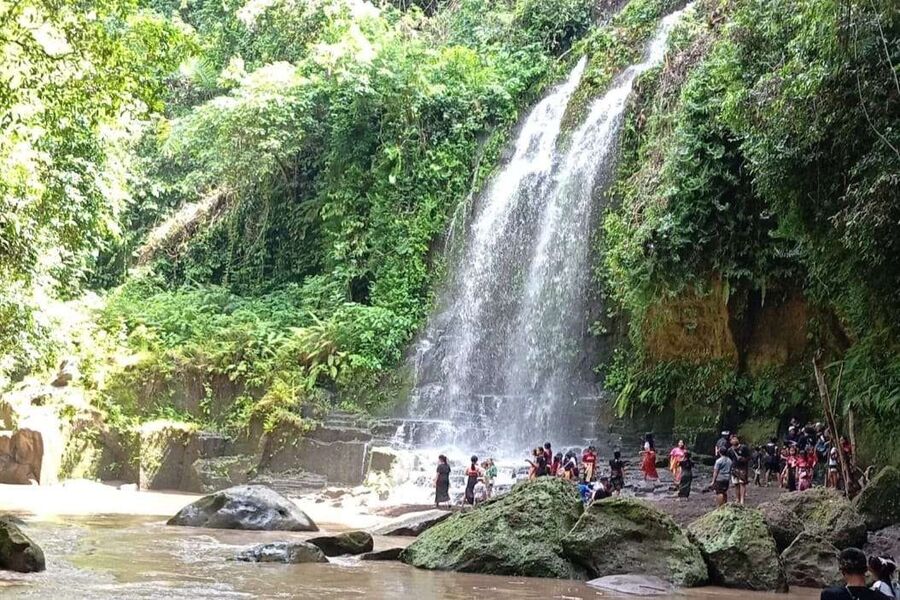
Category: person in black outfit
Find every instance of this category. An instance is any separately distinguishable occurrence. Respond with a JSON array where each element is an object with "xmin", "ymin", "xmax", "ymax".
[
  {"xmin": 821, "ymin": 548, "xmax": 885, "ymax": 600},
  {"xmin": 434, "ymin": 454, "xmax": 451, "ymax": 508},
  {"xmin": 763, "ymin": 437, "xmax": 780, "ymax": 486},
  {"xmin": 464, "ymin": 455, "xmax": 480, "ymax": 506},
  {"xmin": 677, "ymin": 451, "xmax": 694, "ymax": 499},
  {"xmin": 609, "ymin": 450, "xmax": 625, "ymax": 495}
]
